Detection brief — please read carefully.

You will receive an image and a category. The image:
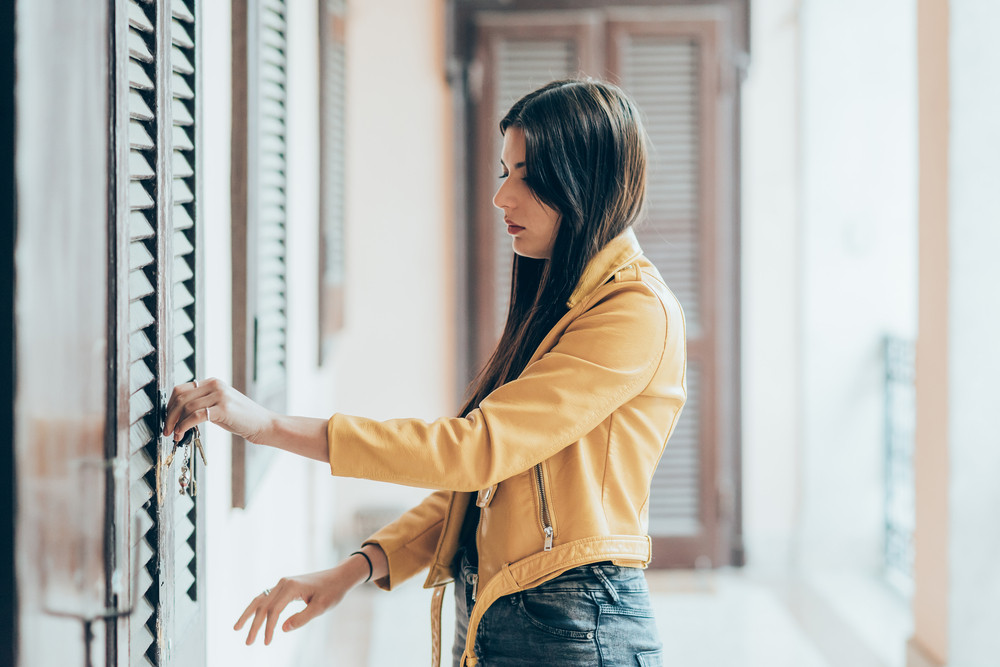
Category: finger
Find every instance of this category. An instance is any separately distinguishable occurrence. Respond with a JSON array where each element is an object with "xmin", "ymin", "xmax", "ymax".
[
  {"xmin": 163, "ymin": 381, "xmax": 202, "ymax": 435},
  {"xmin": 174, "ymin": 409, "xmax": 219, "ymax": 440},
  {"xmin": 172, "ymin": 396, "xmax": 215, "ymax": 440},
  {"xmin": 246, "ymin": 605, "xmax": 268, "ymax": 645},
  {"xmin": 234, "ymin": 595, "xmax": 264, "ymax": 630},
  {"xmin": 264, "ymin": 590, "xmax": 298, "ymax": 645},
  {"xmin": 283, "ymin": 603, "xmax": 323, "ymax": 632}
]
